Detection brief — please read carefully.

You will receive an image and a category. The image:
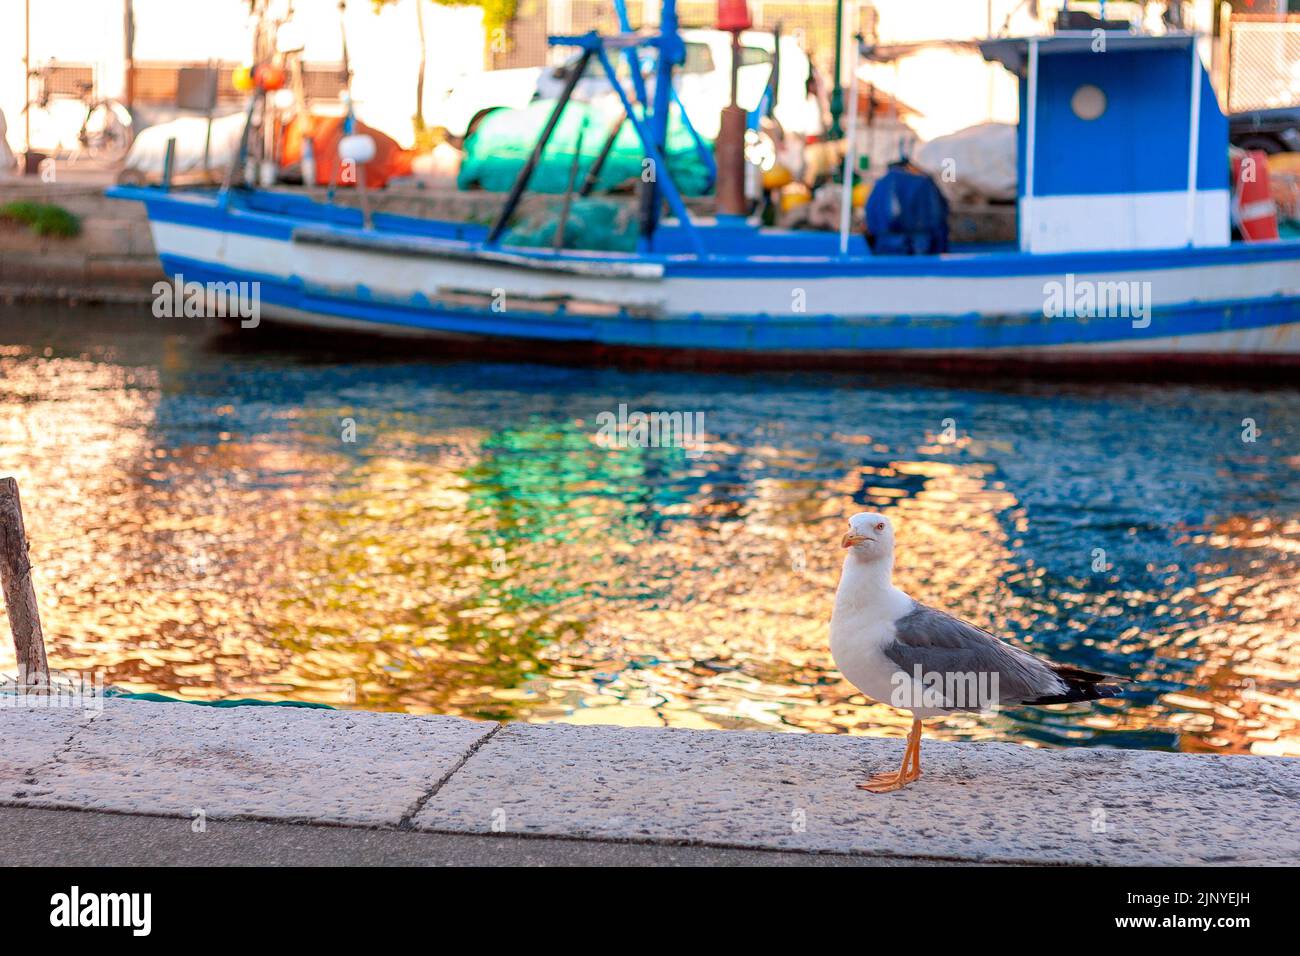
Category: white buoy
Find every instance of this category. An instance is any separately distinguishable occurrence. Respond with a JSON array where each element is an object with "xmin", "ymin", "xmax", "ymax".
[{"xmin": 338, "ymin": 133, "xmax": 377, "ymax": 165}]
